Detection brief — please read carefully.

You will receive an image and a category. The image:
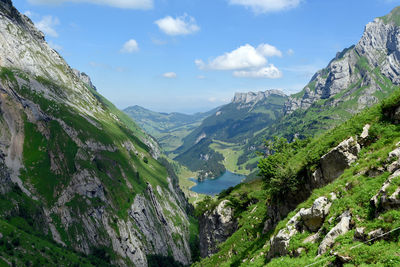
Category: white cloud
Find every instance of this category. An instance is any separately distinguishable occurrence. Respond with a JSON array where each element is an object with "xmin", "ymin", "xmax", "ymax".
[
  {"xmin": 27, "ymin": 0, "xmax": 153, "ymax": 9},
  {"xmin": 155, "ymin": 14, "xmax": 200, "ymax": 36},
  {"xmin": 162, "ymin": 72, "xmax": 177, "ymax": 78},
  {"xmin": 197, "ymin": 75, "xmax": 206, "ymax": 79},
  {"xmin": 35, "ymin": 15, "xmax": 60, "ymax": 37},
  {"xmin": 287, "ymin": 48, "xmax": 295, "ymax": 56},
  {"xmin": 233, "ymin": 64, "xmax": 282, "ymax": 79},
  {"xmin": 195, "ymin": 43, "xmax": 281, "ymax": 70},
  {"xmin": 229, "ymin": 0, "xmax": 301, "ymax": 14},
  {"xmin": 120, "ymin": 39, "xmax": 139, "ymax": 53},
  {"xmin": 257, "ymin": 43, "xmax": 282, "ymax": 57}
]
